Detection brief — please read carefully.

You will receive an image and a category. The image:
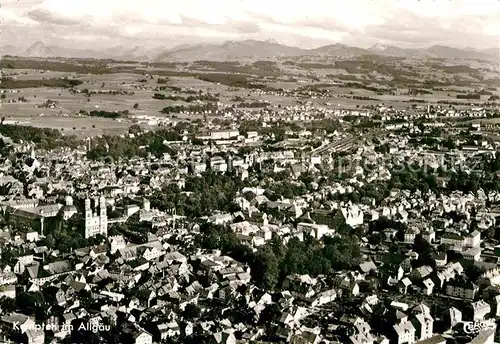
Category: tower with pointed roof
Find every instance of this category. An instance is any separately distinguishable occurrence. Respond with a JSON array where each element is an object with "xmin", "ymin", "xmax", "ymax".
[{"xmin": 84, "ymin": 196, "xmax": 107, "ymax": 238}]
